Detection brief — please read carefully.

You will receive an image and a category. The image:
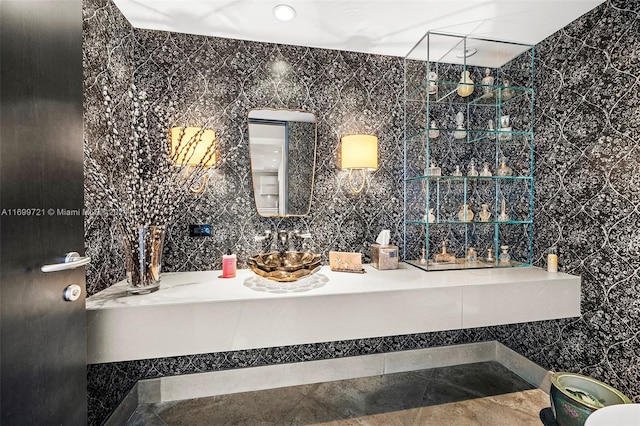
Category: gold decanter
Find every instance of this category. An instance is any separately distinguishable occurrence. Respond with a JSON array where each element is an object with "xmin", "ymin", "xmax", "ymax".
[{"xmin": 434, "ymin": 240, "xmax": 456, "ymax": 264}]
